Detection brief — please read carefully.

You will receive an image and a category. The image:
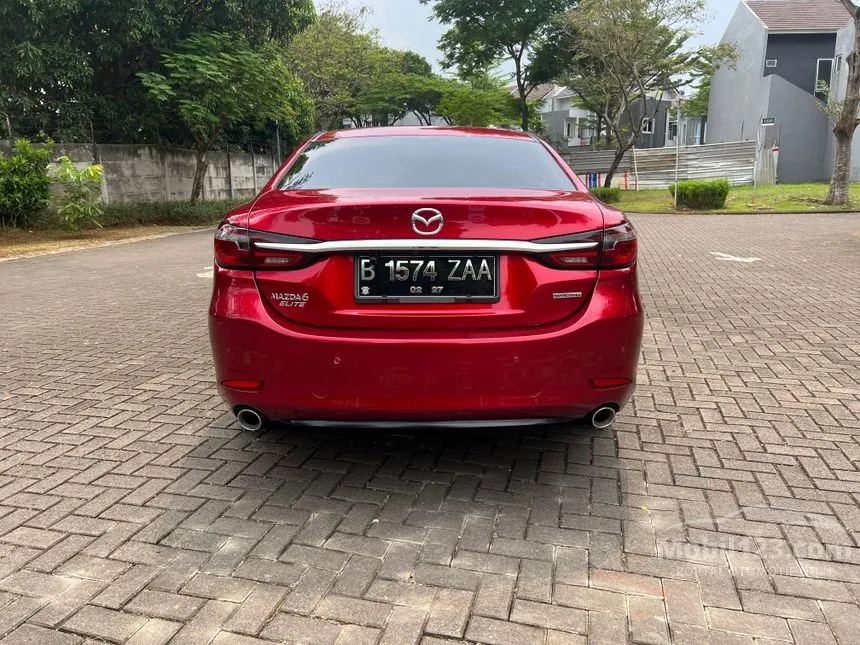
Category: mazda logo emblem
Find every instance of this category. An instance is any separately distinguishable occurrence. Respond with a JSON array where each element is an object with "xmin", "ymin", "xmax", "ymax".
[{"xmin": 411, "ymin": 208, "xmax": 444, "ymax": 236}]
